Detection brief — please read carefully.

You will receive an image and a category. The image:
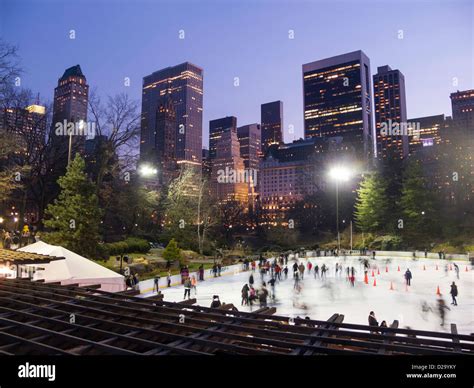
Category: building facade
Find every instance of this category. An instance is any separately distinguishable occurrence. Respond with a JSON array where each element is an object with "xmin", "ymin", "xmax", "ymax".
[
  {"xmin": 211, "ymin": 129, "xmax": 248, "ymax": 204},
  {"xmin": 140, "ymin": 62, "xmax": 203, "ymax": 169},
  {"xmin": 209, "ymin": 116, "xmax": 237, "ymax": 160},
  {"xmin": 450, "ymin": 89, "xmax": 474, "ymax": 131},
  {"xmin": 261, "ymin": 101, "xmax": 283, "ymax": 155},
  {"xmin": 373, "ymin": 65, "xmax": 408, "ymax": 160},
  {"xmin": 303, "ymin": 50, "xmax": 374, "ymax": 160},
  {"xmin": 51, "ymin": 65, "xmax": 89, "ymax": 166}
]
